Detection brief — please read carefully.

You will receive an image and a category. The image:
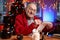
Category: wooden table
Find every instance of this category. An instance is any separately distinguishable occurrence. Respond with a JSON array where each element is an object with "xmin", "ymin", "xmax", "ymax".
[{"xmin": 0, "ymin": 35, "xmax": 60, "ymax": 40}]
